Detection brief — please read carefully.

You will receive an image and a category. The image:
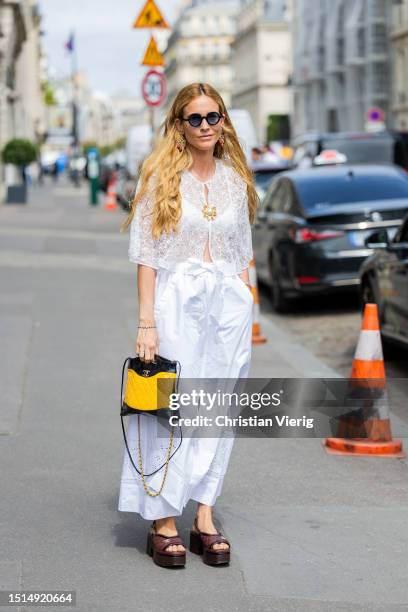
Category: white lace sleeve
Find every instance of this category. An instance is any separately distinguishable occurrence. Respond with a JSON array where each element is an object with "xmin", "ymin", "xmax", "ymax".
[
  {"xmin": 236, "ymin": 190, "xmax": 253, "ymax": 272},
  {"xmin": 128, "ymin": 179, "xmax": 159, "ymax": 269}
]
